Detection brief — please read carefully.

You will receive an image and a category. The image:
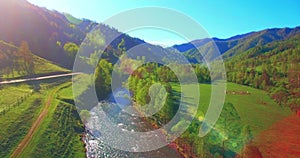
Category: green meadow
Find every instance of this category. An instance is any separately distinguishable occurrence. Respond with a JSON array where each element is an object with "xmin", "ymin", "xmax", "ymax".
[
  {"xmin": 19, "ymin": 82, "xmax": 85, "ymax": 158},
  {"xmin": 0, "ymin": 80, "xmax": 85, "ymax": 158},
  {"xmin": 171, "ymin": 82, "xmax": 291, "ymax": 135}
]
